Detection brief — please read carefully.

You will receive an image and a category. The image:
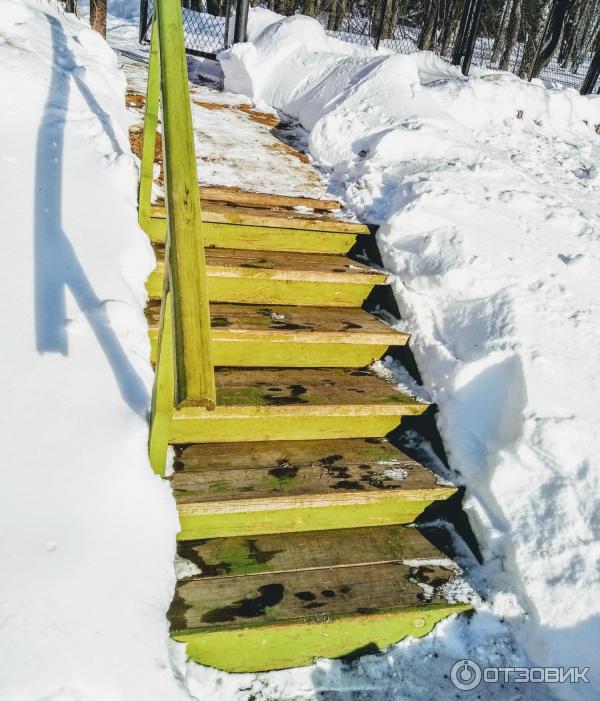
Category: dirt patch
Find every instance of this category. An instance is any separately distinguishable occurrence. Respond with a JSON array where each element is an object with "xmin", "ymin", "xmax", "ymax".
[
  {"xmin": 237, "ymin": 103, "xmax": 280, "ymax": 128},
  {"xmin": 265, "ymin": 141, "xmax": 310, "ymax": 164},
  {"xmin": 193, "ymin": 99, "xmax": 280, "ymax": 128},
  {"xmin": 129, "ymin": 126, "xmax": 163, "ymax": 163},
  {"xmin": 126, "ymin": 91, "xmax": 145, "ymax": 109},
  {"xmin": 129, "ymin": 126, "xmax": 164, "ymax": 185}
]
